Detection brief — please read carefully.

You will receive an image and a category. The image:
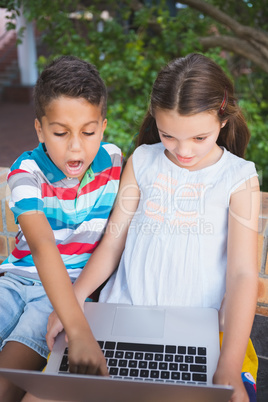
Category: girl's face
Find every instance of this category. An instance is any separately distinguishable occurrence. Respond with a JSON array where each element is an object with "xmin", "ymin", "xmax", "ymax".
[
  {"xmin": 35, "ymin": 96, "xmax": 107, "ymax": 181},
  {"xmin": 155, "ymin": 109, "xmax": 226, "ymax": 171}
]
